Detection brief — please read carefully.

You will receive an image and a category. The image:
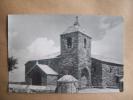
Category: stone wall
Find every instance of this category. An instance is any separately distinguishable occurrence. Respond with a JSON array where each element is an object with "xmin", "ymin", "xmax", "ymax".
[
  {"xmin": 117, "ymin": 66, "xmax": 123, "ymax": 76},
  {"xmin": 26, "ymin": 66, "xmax": 44, "ymax": 85},
  {"xmin": 60, "ymin": 32, "xmax": 92, "ymax": 87},
  {"xmin": 91, "ymin": 58, "xmax": 123, "ymax": 88},
  {"xmin": 91, "ymin": 58, "xmax": 102, "ymax": 88},
  {"xmin": 102, "ymin": 63, "xmax": 118, "ymax": 88},
  {"xmin": 60, "ymin": 32, "xmax": 79, "ymax": 78},
  {"xmin": 25, "ymin": 60, "xmax": 36, "ymax": 76},
  {"xmin": 25, "ymin": 65, "xmax": 58, "ymax": 85},
  {"xmin": 60, "ymin": 32, "xmax": 78, "ymax": 56},
  {"xmin": 47, "ymin": 75, "xmax": 58, "ymax": 85},
  {"xmin": 25, "ymin": 60, "xmax": 36, "ymax": 84},
  {"xmin": 78, "ymin": 32, "xmax": 92, "ymax": 86}
]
